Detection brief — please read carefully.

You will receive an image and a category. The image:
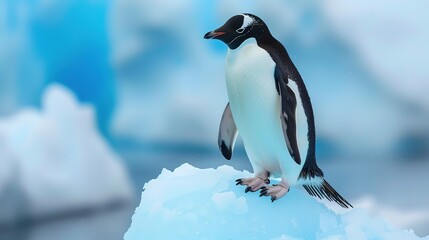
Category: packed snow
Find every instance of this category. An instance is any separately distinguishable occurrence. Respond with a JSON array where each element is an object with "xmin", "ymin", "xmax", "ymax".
[
  {"xmin": 0, "ymin": 84, "xmax": 132, "ymax": 225},
  {"xmin": 125, "ymin": 164, "xmax": 427, "ymax": 239}
]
